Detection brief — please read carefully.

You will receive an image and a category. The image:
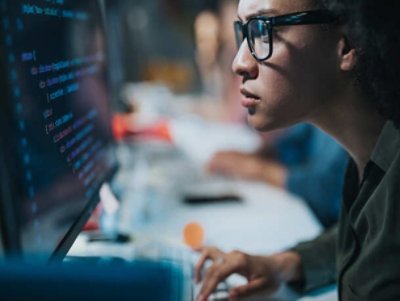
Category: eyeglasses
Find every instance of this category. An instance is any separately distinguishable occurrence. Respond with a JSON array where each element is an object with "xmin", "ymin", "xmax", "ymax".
[{"xmin": 234, "ymin": 10, "xmax": 338, "ymax": 62}]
